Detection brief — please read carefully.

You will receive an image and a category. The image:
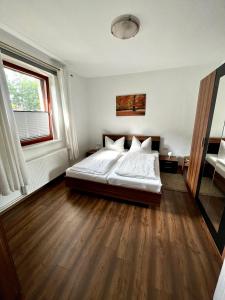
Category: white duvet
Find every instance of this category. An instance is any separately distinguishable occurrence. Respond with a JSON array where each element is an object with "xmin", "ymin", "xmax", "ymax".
[
  {"xmin": 217, "ymin": 158, "xmax": 225, "ymax": 167},
  {"xmin": 71, "ymin": 149, "xmax": 121, "ymax": 175},
  {"xmin": 115, "ymin": 152, "xmax": 157, "ymax": 180}
]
